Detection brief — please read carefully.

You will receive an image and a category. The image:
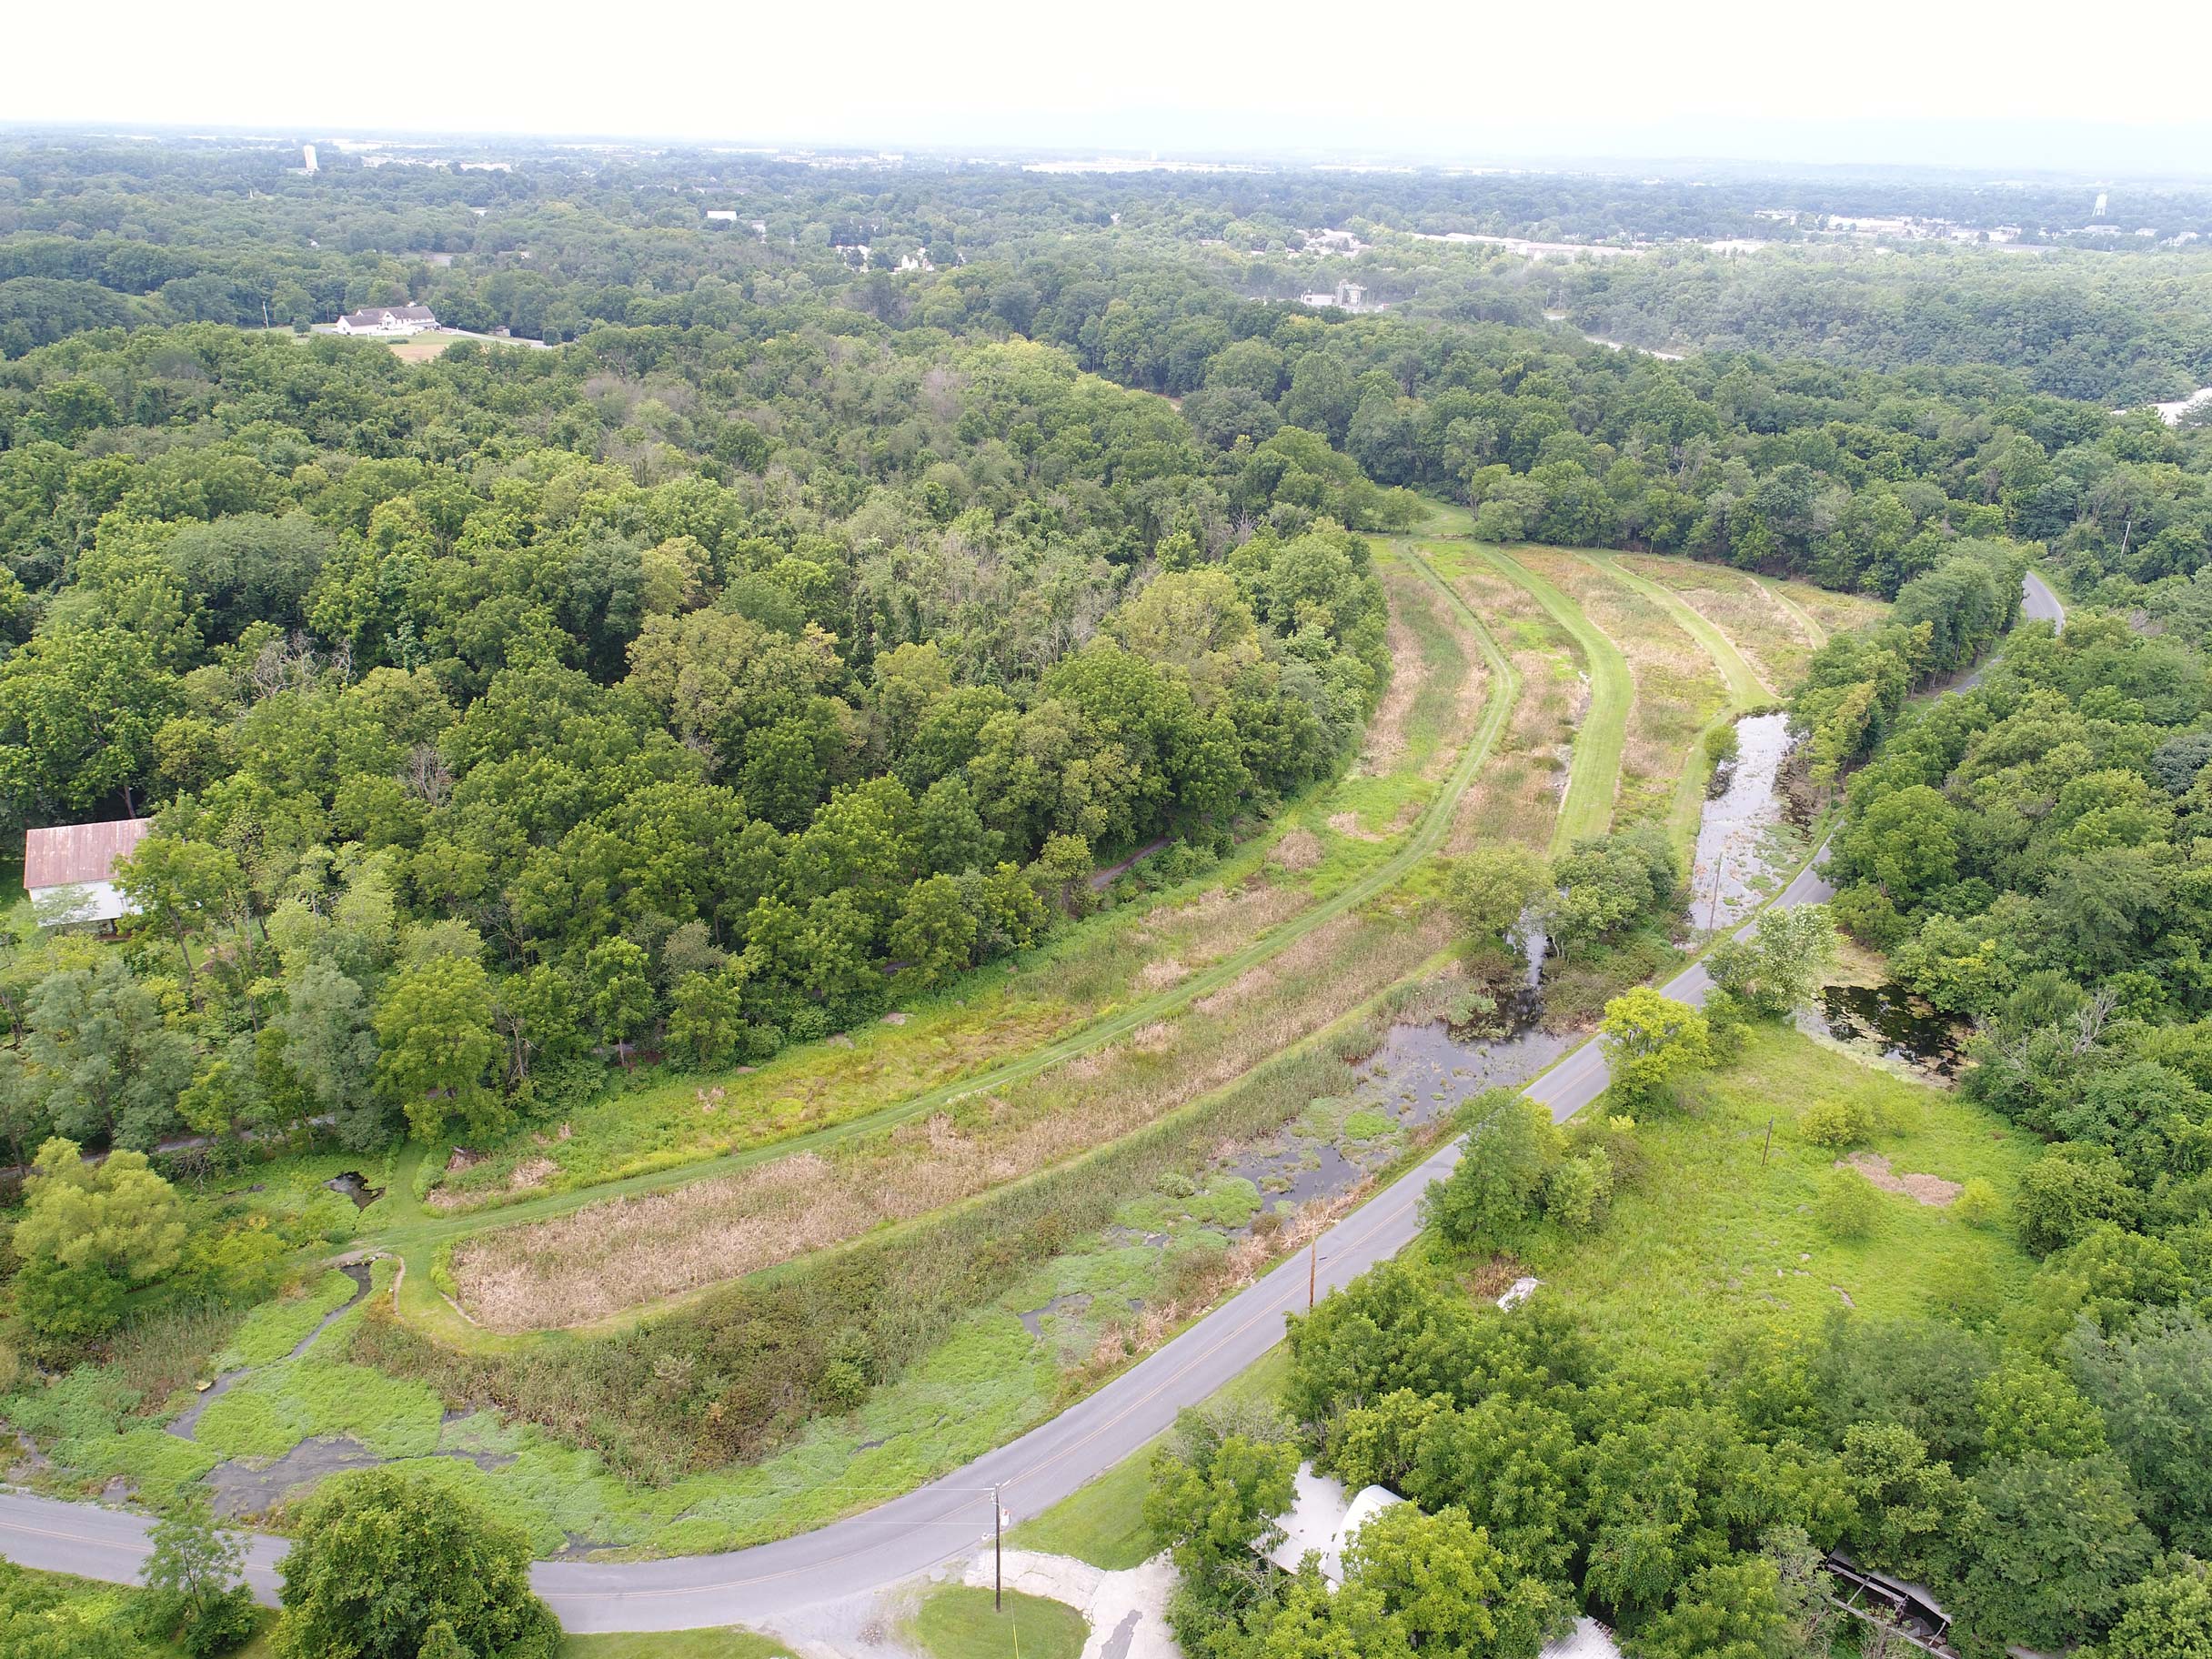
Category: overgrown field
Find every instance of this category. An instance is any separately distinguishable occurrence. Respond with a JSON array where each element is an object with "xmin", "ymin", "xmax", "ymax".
[
  {"xmin": 1513, "ymin": 548, "xmax": 1727, "ymax": 834},
  {"xmin": 1425, "ymin": 545, "xmax": 1584, "ymax": 855},
  {"xmin": 1515, "ymin": 1025, "xmax": 2036, "ymax": 1345}
]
